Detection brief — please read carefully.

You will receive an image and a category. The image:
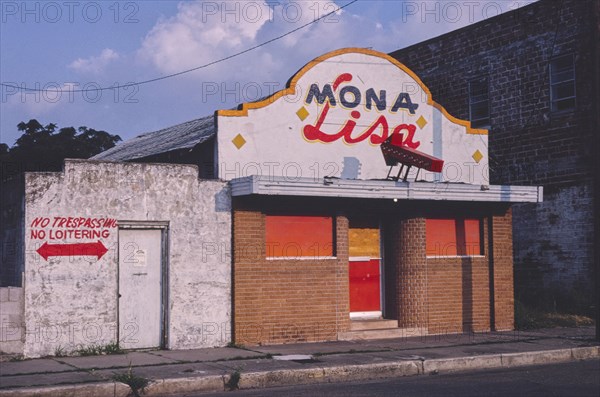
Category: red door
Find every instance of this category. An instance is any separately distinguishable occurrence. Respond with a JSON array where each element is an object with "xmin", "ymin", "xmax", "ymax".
[{"xmin": 349, "ymin": 259, "xmax": 381, "ymax": 312}]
